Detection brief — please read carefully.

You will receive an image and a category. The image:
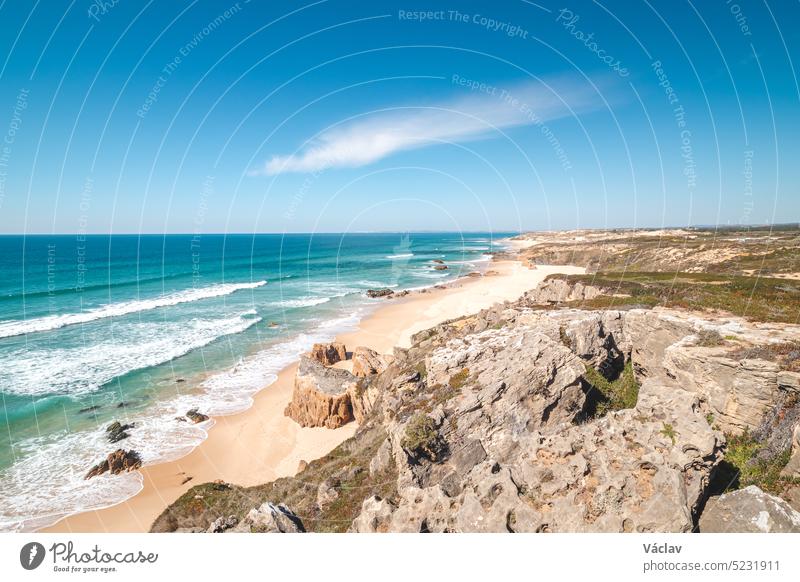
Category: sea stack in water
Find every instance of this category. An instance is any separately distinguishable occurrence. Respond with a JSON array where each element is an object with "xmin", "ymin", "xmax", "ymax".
[{"xmin": 85, "ymin": 449, "xmax": 142, "ymax": 479}]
